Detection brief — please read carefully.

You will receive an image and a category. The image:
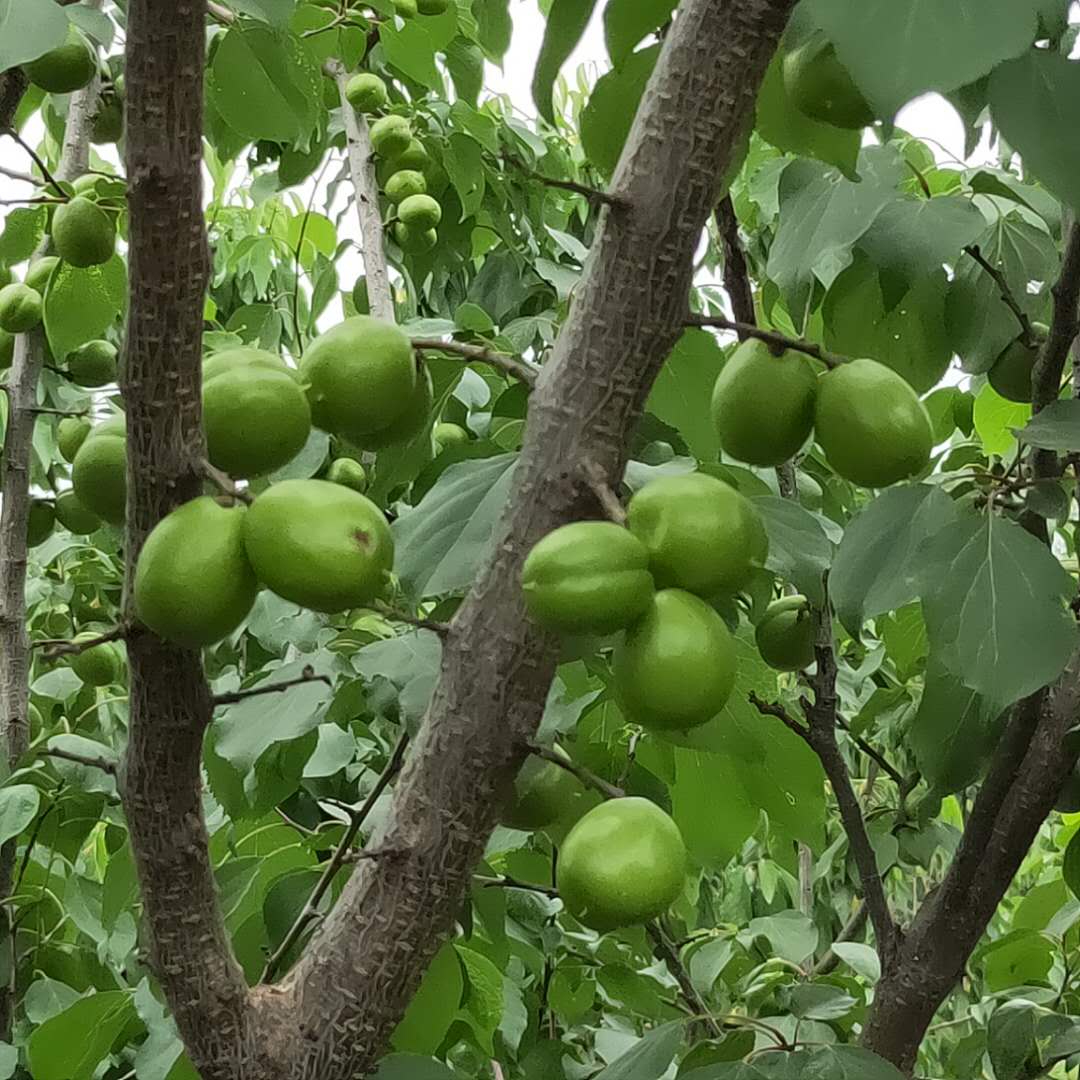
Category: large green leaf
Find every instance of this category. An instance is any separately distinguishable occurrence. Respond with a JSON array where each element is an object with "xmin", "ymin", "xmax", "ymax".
[
  {"xmin": 990, "ymin": 51, "xmax": 1080, "ymax": 213},
  {"xmin": 807, "ymin": 0, "xmax": 1040, "ymax": 115},
  {"xmin": 580, "ymin": 45, "xmax": 659, "ymax": 178},
  {"xmin": 988, "ymin": 1001, "xmax": 1039, "ymax": 1080},
  {"xmin": 973, "ymin": 384, "xmax": 1032, "ymax": 456},
  {"xmin": 231, "ymin": 0, "xmax": 296, "ymax": 23},
  {"xmin": 917, "ymin": 512, "xmax": 1078, "ymax": 706},
  {"xmin": 975, "ymin": 929, "xmax": 1055, "ymax": 991},
  {"xmin": 28, "ymin": 991, "xmax": 137, "ymax": 1080},
  {"xmin": 43, "ymin": 255, "xmax": 127, "ymax": 361},
  {"xmin": 390, "ymin": 943, "xmax": 464, "ymax": 1055},
  {"xmin": 751, "ymin": 495, "xmax": 833, "ymax": 605},
  {"xmin": 0, "ymin": 783, "xmax": 39, "ymax": 845},
  {"xmin": 0, "ymin": 206, "xmax": 48, "ymax": 266},
  {"xmin": 592, "ymin": 1021, "xmax": 684, "ymax": 1080},
  {"xmin": 0, "ymin": 0, "xmax": 67, "ymax": 68},
  {"xmin": 1015, "ymin": 397, "xmax": 1080, "ymax": 451},
  {"xmin": 603, "ymin": 0, "xmax": 675, "ymax": 66},
  {"xmin": 381, "ymin": 8, "xmax": 458, "ymax": 88},
  {"xmin": 532, "ymin": 0, "xmax": 601, "ymax": 122},
  {"xmin": 472, "ymin": 0, "xmax": 511, "ymax": 60},
  {"xmin": 646, "ymin": 329, "xmax": 726, "ymax": 462}
]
